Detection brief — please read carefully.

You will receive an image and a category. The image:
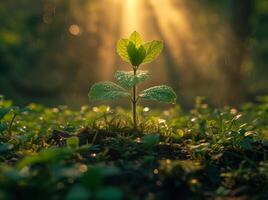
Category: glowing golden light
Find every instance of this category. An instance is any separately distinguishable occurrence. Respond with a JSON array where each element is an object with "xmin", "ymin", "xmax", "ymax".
[
  {"xmin": 91, "ymin": 153, "xmax": 97, "ymax": 157},
  {"xmin": 190, "ymin": 179, "xmax": 199, "ymax": 185},
  {"xmin": 74, "ymin": 0, "xmax": 233, "ymax": 106},
  {"xmin": 69, "ymin": 24, "xmax": 81, "ymax": 36},
  {"xmin": 93, "ymin": 107, "xmax": 99, "ymax": 112},
  {"xmin": 165, "ymin": 159, "xmax": 171, "ymax": 164},
  {"xmin": 148, "ymin": 0, "xmax": 191, "ymax": 61},
  {"xmin": 121, "ymin": 0, "xmax": 139, "ymax": 35},
  {"xmin": 143, "ymin": 107, "xmax": 150, "ymax": 112}
]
